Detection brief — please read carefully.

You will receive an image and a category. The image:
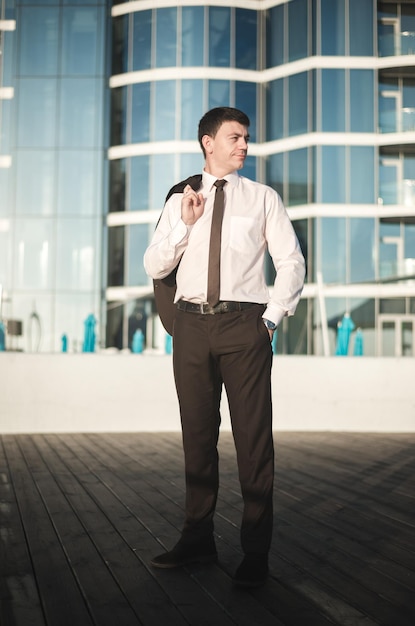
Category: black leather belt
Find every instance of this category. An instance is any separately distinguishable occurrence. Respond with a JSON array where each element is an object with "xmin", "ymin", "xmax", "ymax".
[{"xmin": 177, "ymin": 299, "xmax": 257, "ymax": 315}]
